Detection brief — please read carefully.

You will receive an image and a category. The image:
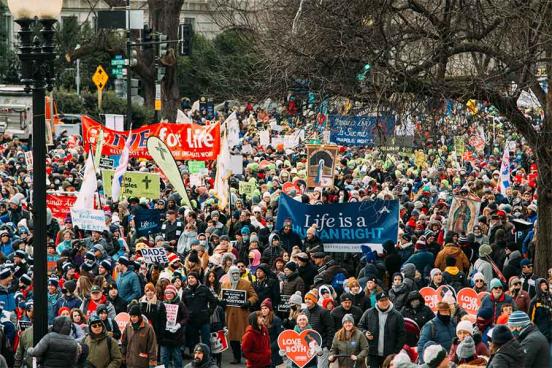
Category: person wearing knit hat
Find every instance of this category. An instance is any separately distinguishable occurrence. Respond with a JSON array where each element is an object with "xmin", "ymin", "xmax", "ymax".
[
  {"xmin": 305, "ymin": 290, "xmax": 319, "ymax": 304},
  {"xmin": 417, "ymin": 301, "xmax": 456, "ymax": 362},
  {"xmin": 259, "ymin": 297, "xmax": 284, "ymax": 366},
  {"xmin": 123, "ymin": 301, "xmax": 158, "ymax": 368},
  {"xmin": 505, "ymin": 276, "xmax": 530, "ymax": 313},
  {"xmin": 472, "ymin": 272, "xmax": 488, "ymax": 292},
  {"xmin": 428, "ymin": 268, "xmax": 445, "ymax": 289},
  {"xmin": 487, "ymin": 324, "xmax": 527, "ymax": 367},
  {"xmin": 289, "ymin": 291, "xmax": 303, "ymax": 307},
  {"xmin": 341, "ymin": 313, "xmax": 354, "ymax": 325},
  {"xmin": 422, "ymin": 343, "xmax": 449, "ymax": 368},
  {"xmin": 321, "ymin": 298, "xmax": 335, "ymax": 311},
  {"xmin": 508, "ymin": 311, "xmax": 550, "ymax": 367},
  {"xmin": 455, "ymin": 336, "xmax": 488, "ymax": 366},
  {"xmin": 161, "ymin": 282, "xmax": 188, "ymax": 368},
  {"xmin": 449, "ymin": 319, "xmax": 490, "ymax": 363},
  {"xmin": 480, "ymin": 278, "xmax": 514, "ymax": 323}
]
